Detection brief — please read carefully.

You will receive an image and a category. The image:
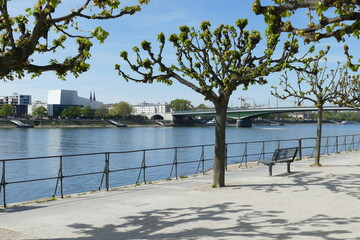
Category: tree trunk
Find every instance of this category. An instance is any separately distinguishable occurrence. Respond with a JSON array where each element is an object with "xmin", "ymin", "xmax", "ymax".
[
  {"xmin": 213, "ymin": 100, "xmax": 229, "ymax": 187},
  {"xmin": 314, "ymin": 106, "xmax": 323, "ymax": 166}
]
